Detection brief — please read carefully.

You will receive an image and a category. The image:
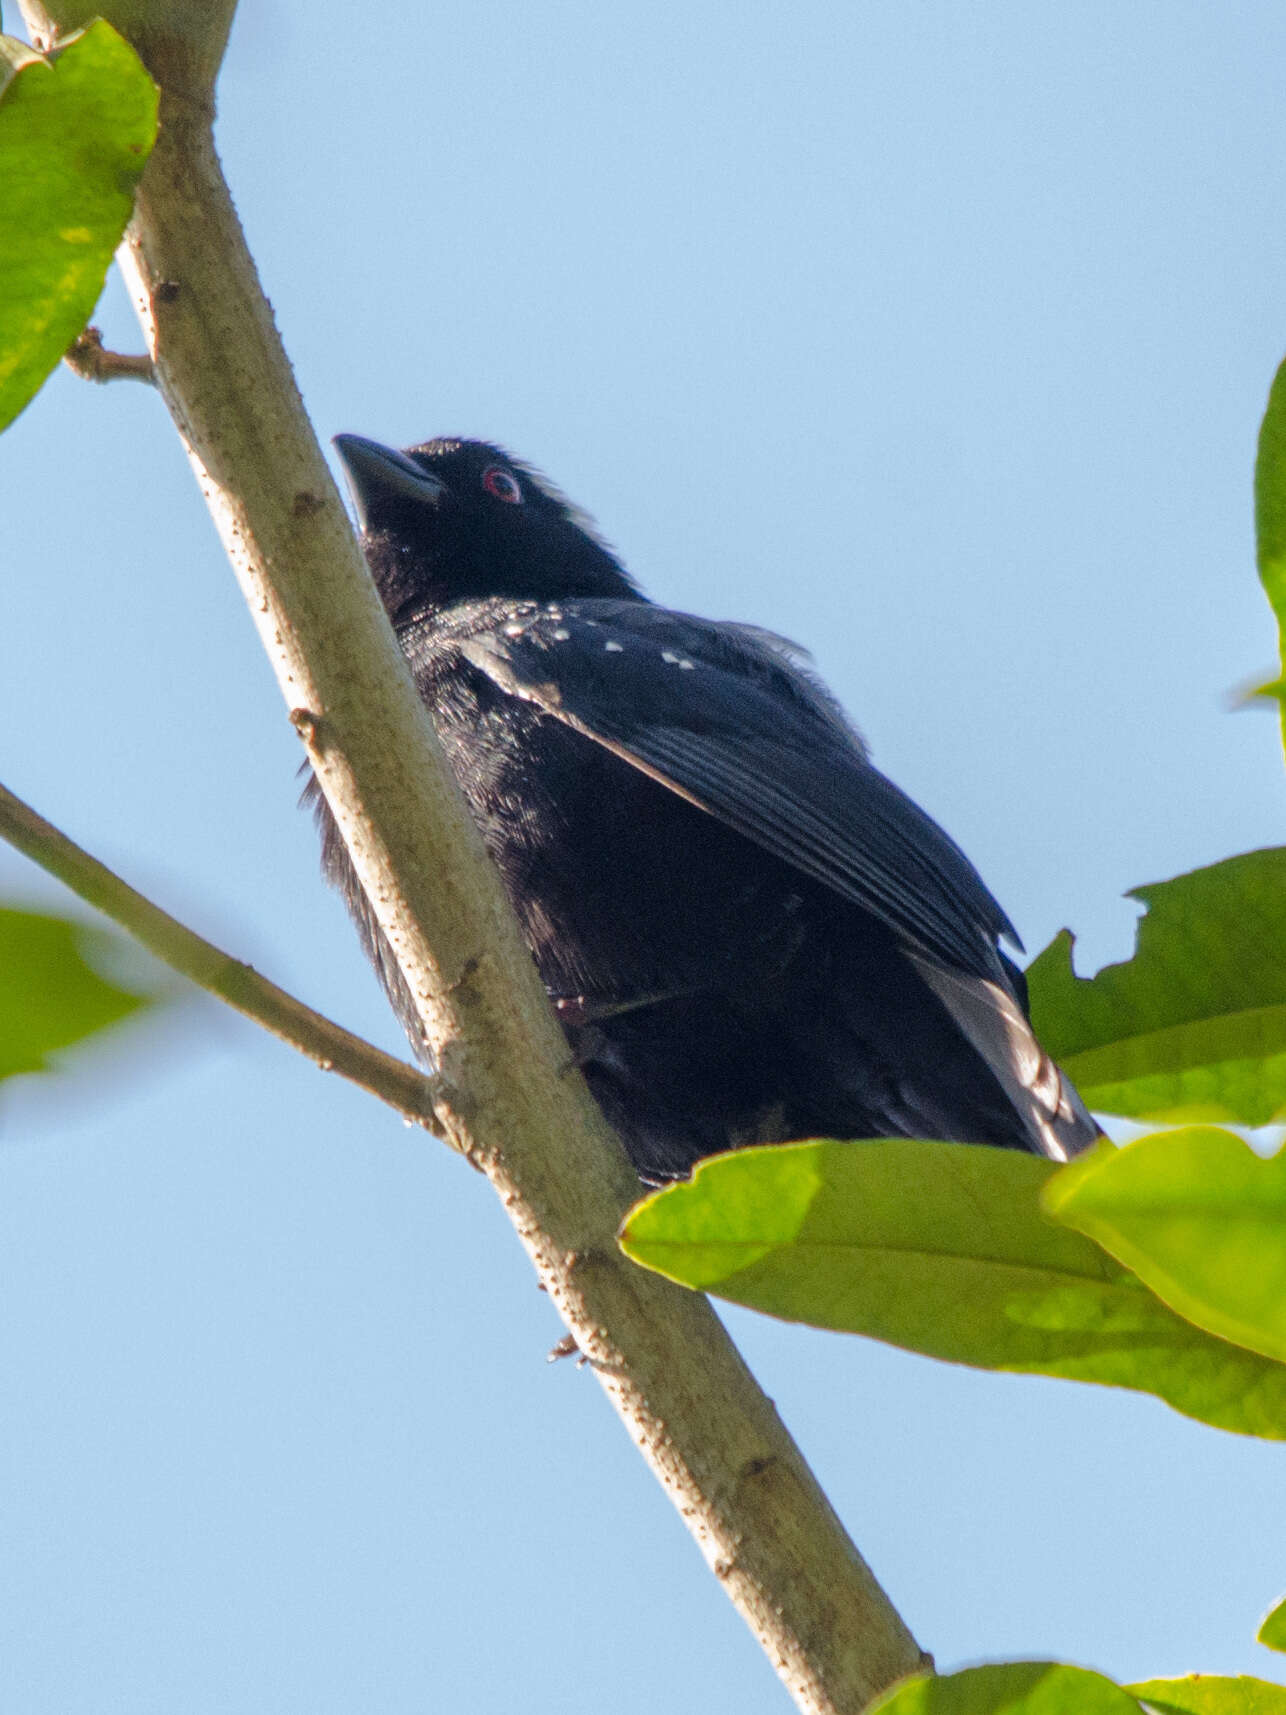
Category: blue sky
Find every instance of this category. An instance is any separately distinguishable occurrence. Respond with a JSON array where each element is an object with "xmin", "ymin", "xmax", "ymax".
[{"xmin": 2, "ymin": 4, "xmax": 1285, "ymax": 1711}]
